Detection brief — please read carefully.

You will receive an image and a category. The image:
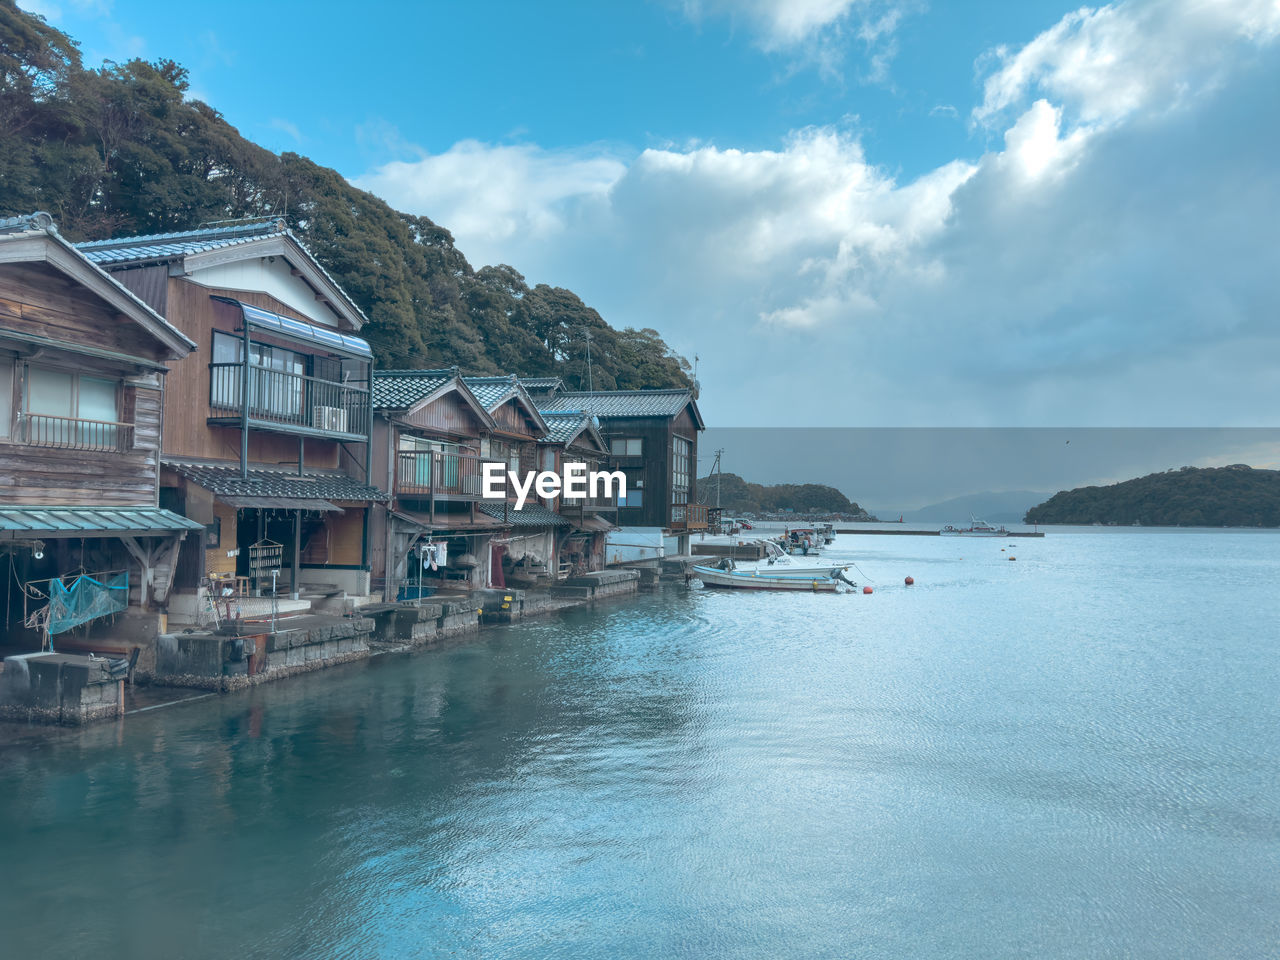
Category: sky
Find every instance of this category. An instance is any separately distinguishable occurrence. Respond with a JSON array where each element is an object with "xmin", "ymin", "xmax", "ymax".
[{"xmin": 19, "ymin": 0, "xmax": 1280, "ymax": 465}]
